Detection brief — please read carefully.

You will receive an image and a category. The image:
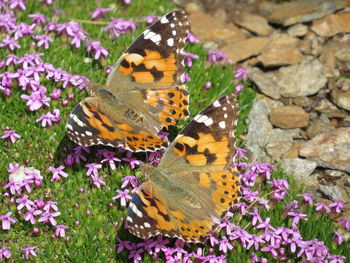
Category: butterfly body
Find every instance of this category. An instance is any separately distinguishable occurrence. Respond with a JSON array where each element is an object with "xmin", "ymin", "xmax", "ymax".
[
  {"xmin": 126, "ymin": 94, "xmax": 241, "ymax": 242},
  {"xmin": 67, "ymin": 11, "xmax": 190, "ymax": 152}
]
